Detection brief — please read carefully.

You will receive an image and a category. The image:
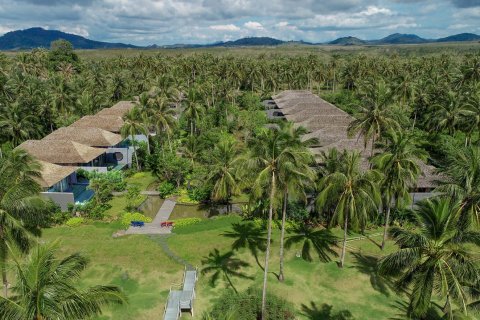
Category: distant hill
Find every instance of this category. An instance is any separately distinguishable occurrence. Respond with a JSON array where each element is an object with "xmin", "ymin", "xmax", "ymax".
[
  {"xmin": 0, "ymin": 27, "xmax": 138, "ymax": 50},
  {"xmin": 374, "ymin": 33, "xmax": 428, "ymax": 44},
  {"xmin": 437, "ymin": 33, "xmax": 480, "ymax": 42},
  {"xmin": 208, "ymin": 37, "xmax": 285, "ymax": 47},
  {"xmin": 329, "ymin": 36, "xmax": 366, "ymax": 46}
]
